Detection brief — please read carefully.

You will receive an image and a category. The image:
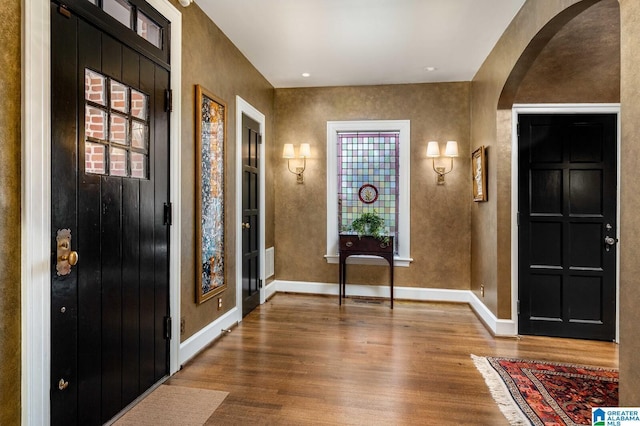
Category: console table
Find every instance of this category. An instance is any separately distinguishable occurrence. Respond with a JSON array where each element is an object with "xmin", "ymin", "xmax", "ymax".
[{"xmin": 338, "ymin": 234, "xmax": 395, "ymax": 309}]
